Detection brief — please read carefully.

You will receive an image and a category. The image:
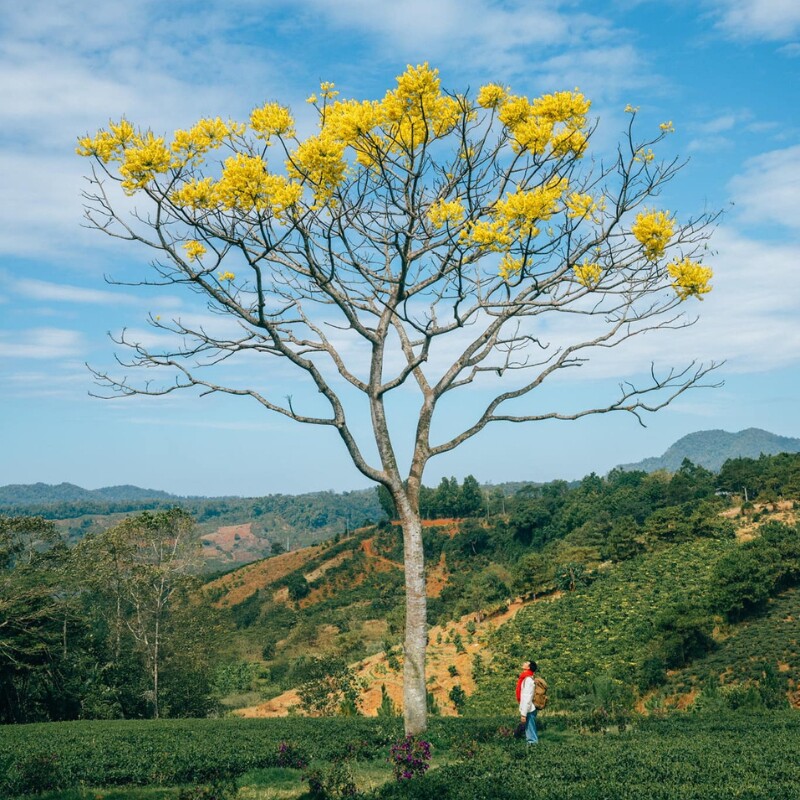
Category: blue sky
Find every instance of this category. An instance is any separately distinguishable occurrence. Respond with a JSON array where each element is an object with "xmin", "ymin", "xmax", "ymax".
[{"xmin": 1, "ymin": 0, "xmax": 798, "ymax": 497}]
